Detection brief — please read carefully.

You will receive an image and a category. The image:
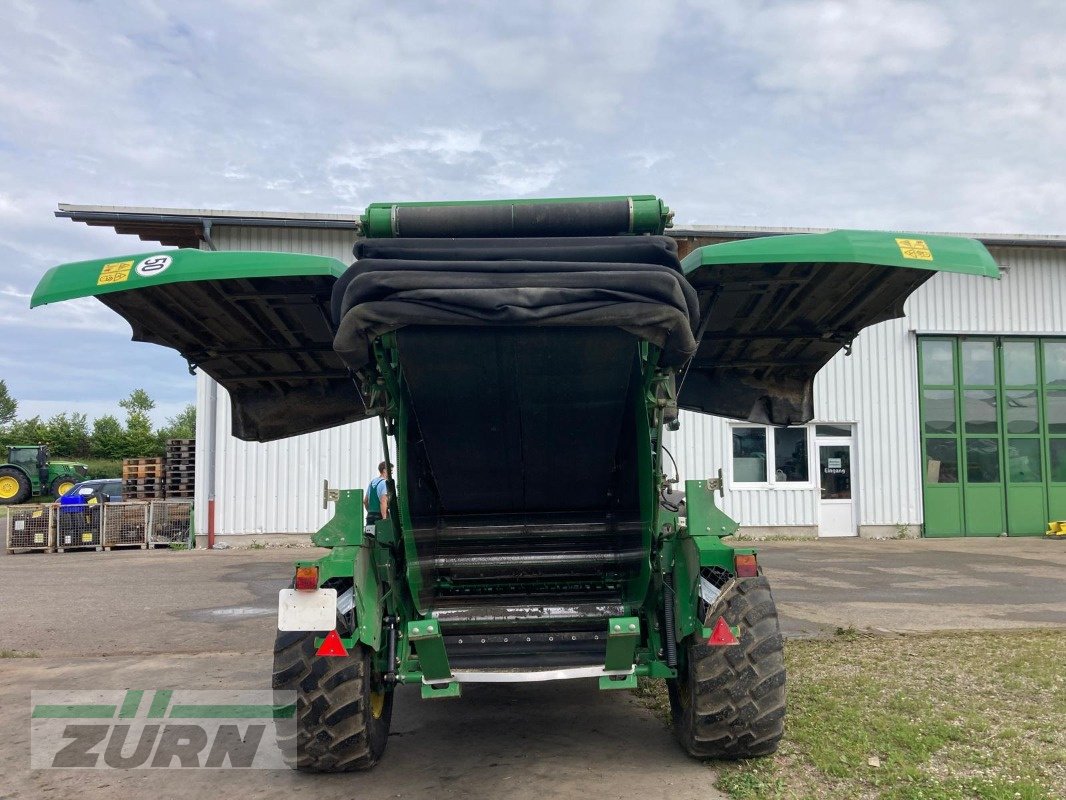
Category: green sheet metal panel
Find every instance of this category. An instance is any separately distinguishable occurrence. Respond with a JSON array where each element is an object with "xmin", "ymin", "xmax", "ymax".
[
  {"xmin": 962, "ymin": 482, "xmax": 1006, "ymax": 536},
  {"xmin": 919, "ymin": 338, "xmax": 965, "ymax": 537},
  {"xmin": 31, "ymin": 248, "xmax": 347, "ymax": 307},
  {"xmin": 679, "ymin": 230, "xmax": 999, "ymax": 426},
  {"xmin": 1041, "ymin": 340, "xmax": 1066, "ymax": 528},
  {"xmin": 959, "ymin": 338, "xmax": 1005, "ymax": 536},
  {"xmin": 1005, "ymin": 481, "xmax": 1047, "ymax": 536},
  {"xmin": 681, "ymin": 229, "xmax": 1000, "ymax": 277},
  {"xmin": 1004, "ymin": 339, "xmax": 1048, "ymax": 536},
  {"xmin": 922, "ymin": 483, "xmax": 965, "ymax": 537}
]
